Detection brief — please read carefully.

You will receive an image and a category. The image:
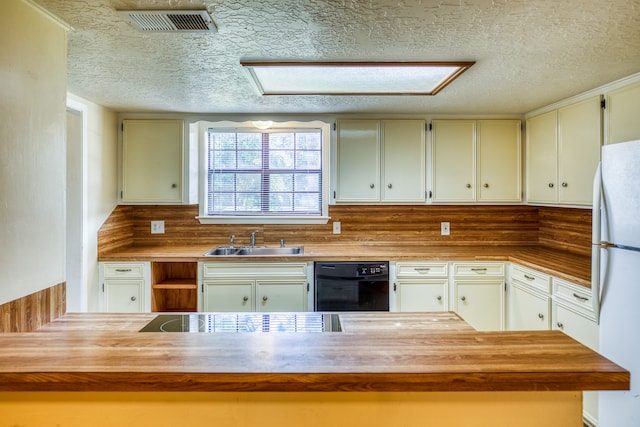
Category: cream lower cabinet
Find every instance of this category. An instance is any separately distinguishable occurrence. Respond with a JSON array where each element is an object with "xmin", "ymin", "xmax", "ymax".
[
  {"xmin": 552, "ymin": 278, "xmax": 599, "ymax": 427},
  {"xmin": 200, "ymin": 262, "xmax": 311, "ymax": 312},
  {"xmin": 451, "ymin": 263, "xmax": 506, "ymax": 331},
  {"xmin": 507, "ymin": 264, "xmax": 551, "ymax": 331},
  {"xmin": 99, "ymin": 262, "xmax": 151, "ymax": 313},
  {"xmin": 392, "ymin": 262, "xmax": 448, "ymax": 312}
]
